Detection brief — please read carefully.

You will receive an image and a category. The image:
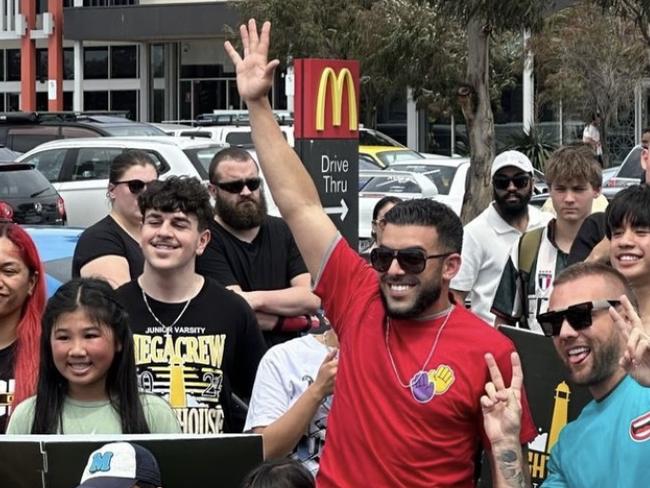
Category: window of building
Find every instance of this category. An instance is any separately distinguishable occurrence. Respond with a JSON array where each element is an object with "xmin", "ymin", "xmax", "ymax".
[
  {"xmin": 110, "ymin": 45, "xmax": 137, "ymax": 79},
  {"xmin": 110, "ymin": 90, "xmax": 138, "ymax": 119},
  {"xmin": 84, "ymin": 47, "xmax": 108, "ymax": 79},
  {"xmin": 153, "ymin": 44, "xmax": 164, "ymax": 78},
  {"xmin": 64, "ymin": 48, "xmax": 74, "ymax": 80},
  {"xmin": 0, "ymin": 50, "xmax": 5, "ymax": 82},
  {"xmin": 6, "ymin": 93, "xmax": 19, "ymax": 111},
  {"xmin": 7, "ymin": 49, "xmax": 20, "ymax": 82},
  {"xmin": 36, "ymin": 92, "xmax": 48, "ymax": 111},
  {"xmin": 36, "ymin": 49, "xmax": 48, "ymax": 82},
  {"xmin": 64, "ymin": 92, "xmax": 73, "ymax": 111},
  {"xmin": 84, "ymin": 91, "xmax": 108, "ymax": 110}
]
